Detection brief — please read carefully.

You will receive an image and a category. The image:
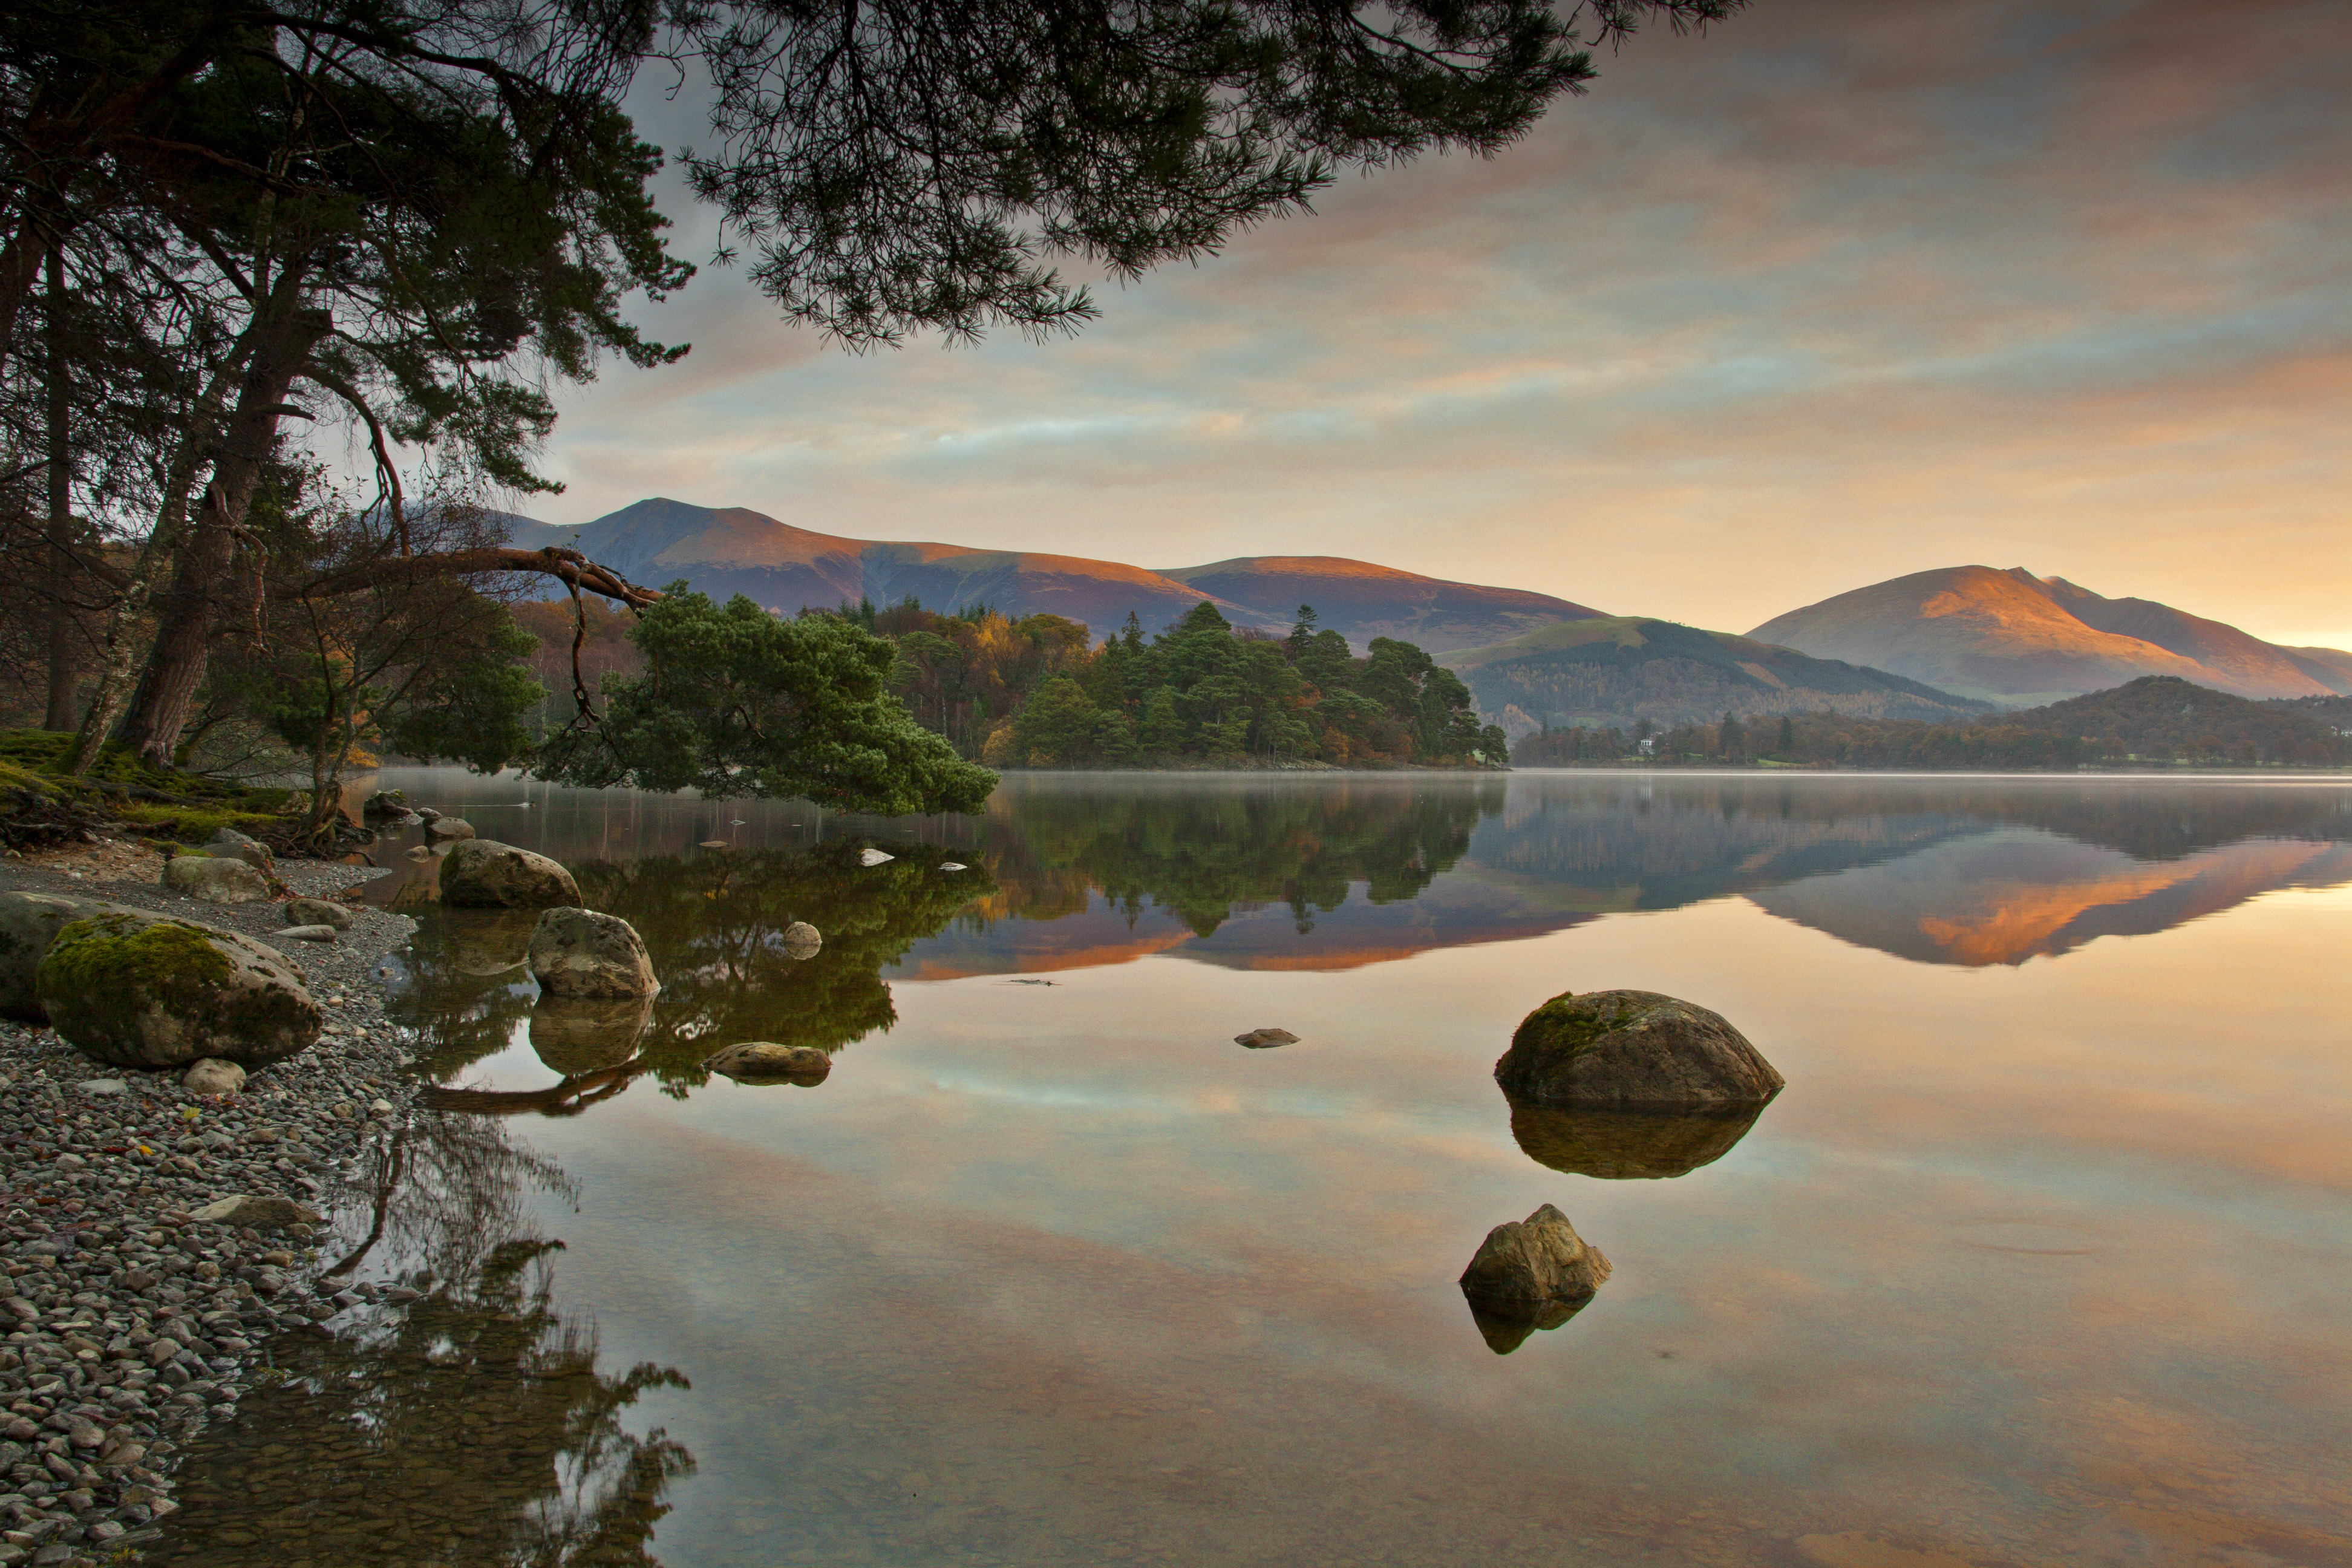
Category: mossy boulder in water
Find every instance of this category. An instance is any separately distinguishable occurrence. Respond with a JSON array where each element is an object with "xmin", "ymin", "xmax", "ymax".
[
  {"xmin": 35, "ymin": 910, "xmax": 321, "ymax": 1068},
  {"xmin": 440, "ymin": 840, "xmax": 581, "ymax": 909},
  {"xmin": 0, "ymin": 892, "xmax": 124, "ymax": 1021},
  {"xmin": 1494, "ymin": 989, "xmax": 1782, "ymax": 1108},
  {"xmin": 528, "ymin": 907, "xmax": 658, "ymax": 999}
]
